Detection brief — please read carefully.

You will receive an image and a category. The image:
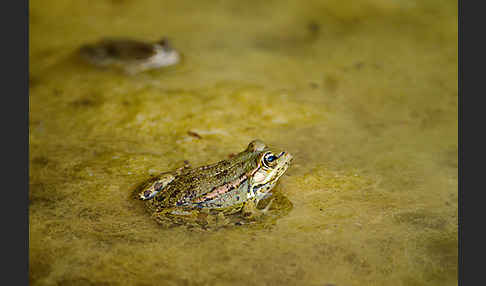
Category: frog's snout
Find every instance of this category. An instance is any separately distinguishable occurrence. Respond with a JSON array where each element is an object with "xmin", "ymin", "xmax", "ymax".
[{"xmin": 279, "ymin": 152, "xmax": 293, "ymax": 163}]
